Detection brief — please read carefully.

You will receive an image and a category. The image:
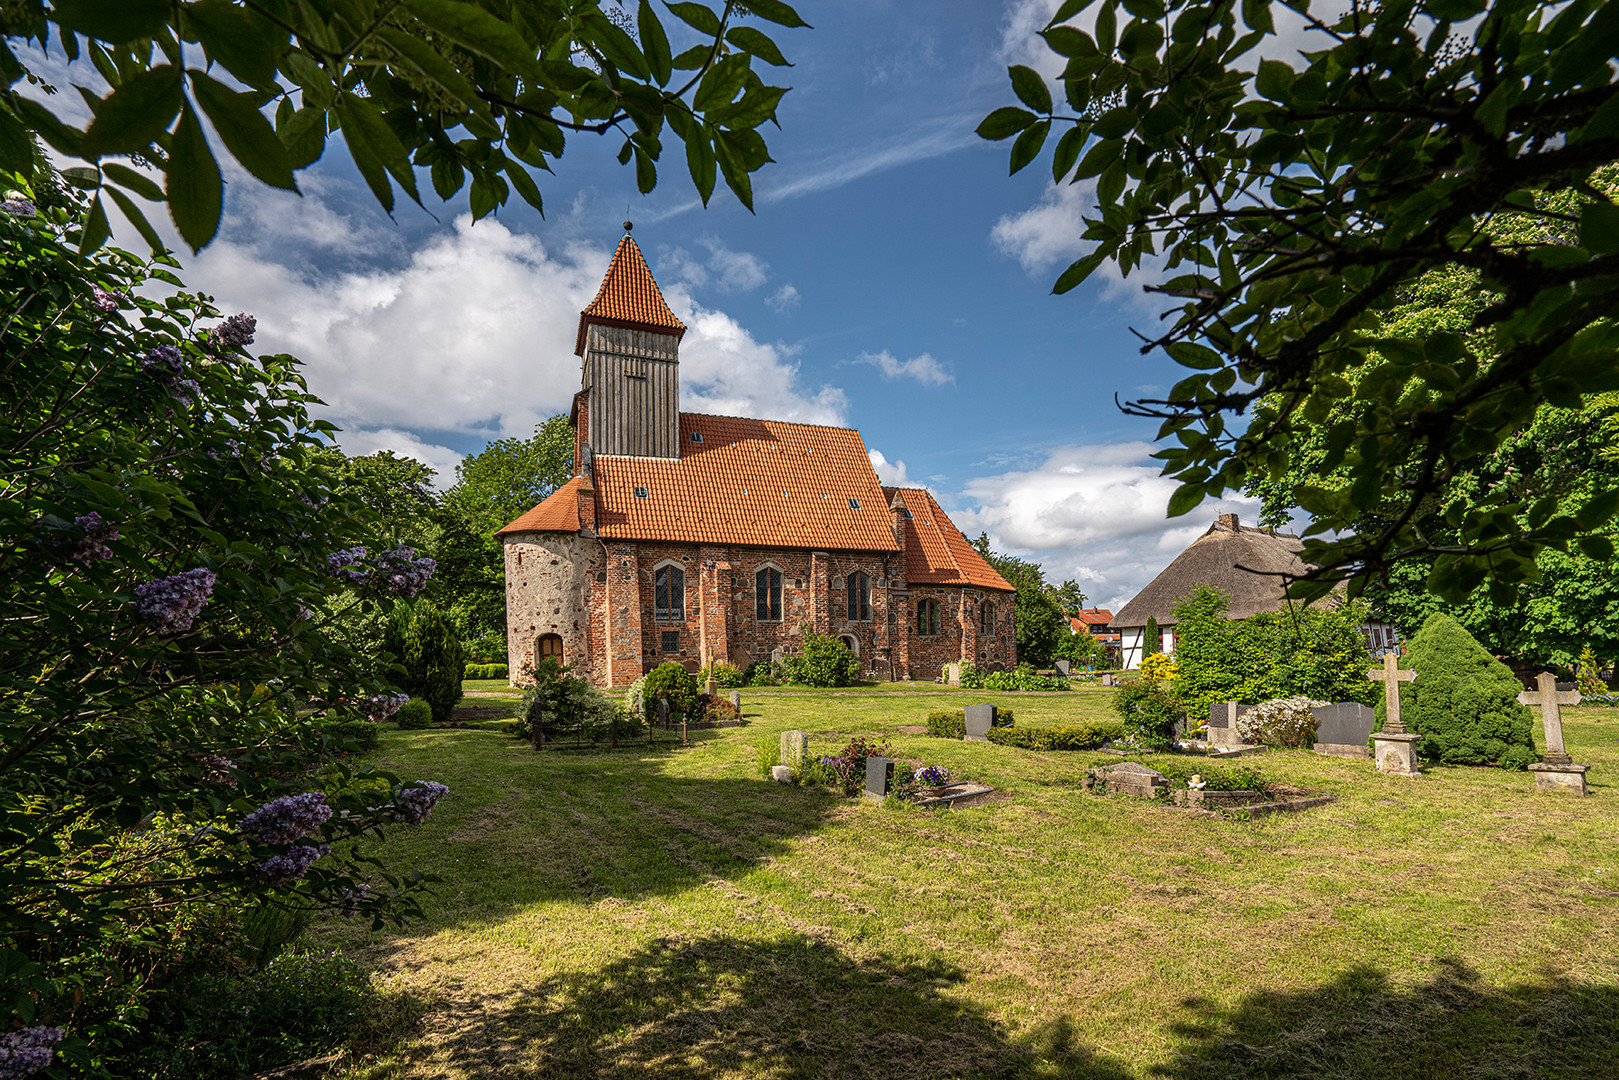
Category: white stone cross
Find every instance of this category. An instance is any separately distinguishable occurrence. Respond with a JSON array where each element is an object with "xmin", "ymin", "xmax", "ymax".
[
  {"xmin": 1518, "ymin": 672, "xmax": 1581, "ymax": 765},
  {"xmin": 1368, "ymin": 653, "xmax": 1418, "ymax": 734}
]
